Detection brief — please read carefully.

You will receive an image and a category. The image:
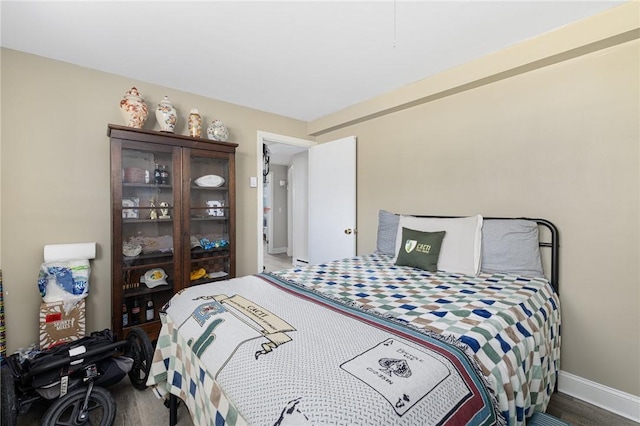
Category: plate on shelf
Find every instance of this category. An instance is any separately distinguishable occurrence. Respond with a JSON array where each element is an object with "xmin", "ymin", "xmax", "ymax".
[
  {"xmin": 208, "ymin": 271, "xmax": 228, "ymax": 279},
  {"xmin": 194, "ymin": 175, "xmax": 225, "ymax": 187}
]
